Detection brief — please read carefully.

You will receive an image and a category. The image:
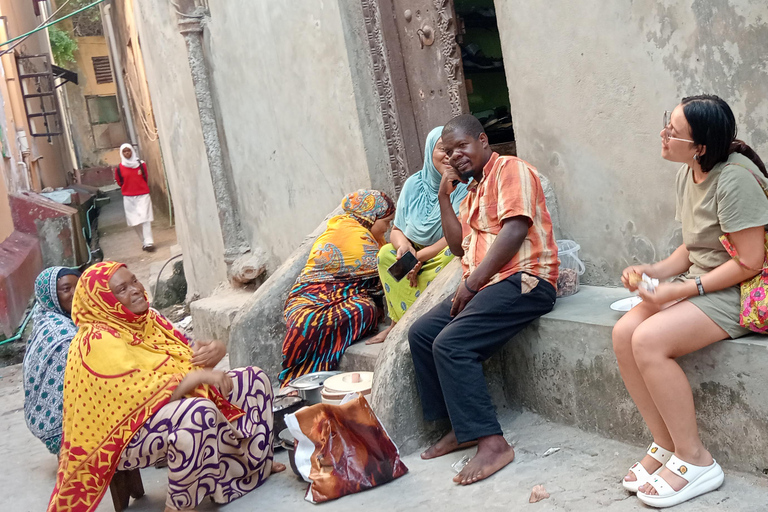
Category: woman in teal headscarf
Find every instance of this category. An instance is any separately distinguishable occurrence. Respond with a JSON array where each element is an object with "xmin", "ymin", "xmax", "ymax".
[
  {"xmin": 370, "ymin": 126, "xmax": 469, "ymax": 344},
  {"xmin": 22, "ymin": 266, "xmax": 81, "ymax": 454}
]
